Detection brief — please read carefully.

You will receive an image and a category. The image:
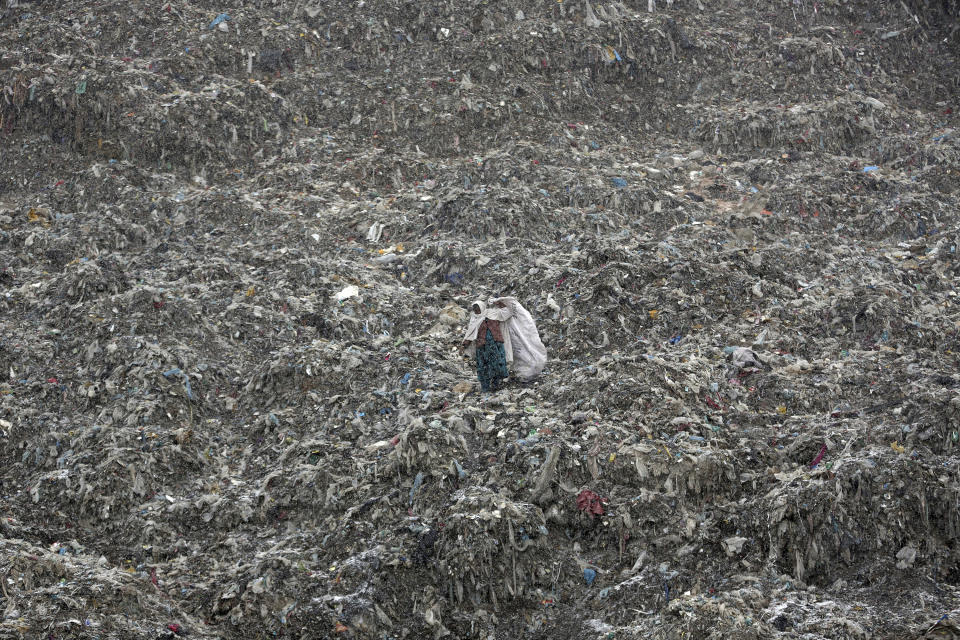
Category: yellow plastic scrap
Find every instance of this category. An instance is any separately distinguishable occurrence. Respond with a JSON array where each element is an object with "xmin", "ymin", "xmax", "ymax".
[{"xmin": 890, "ymin": 441, "xmax": 905, "ymax": 454}]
